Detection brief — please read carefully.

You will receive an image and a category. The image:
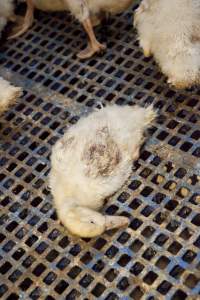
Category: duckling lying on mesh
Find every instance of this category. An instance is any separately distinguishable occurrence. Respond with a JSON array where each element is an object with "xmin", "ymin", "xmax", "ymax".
[
  {"xmin": 134, "ymin": 0, "xmax": 200, "ymax": 89},
  {"xmin": 49, "ymin": 104, "xmax": 156, "ymax": 238},
  {"xmin": 9, "ymin": 0, "xmax": 134, "ymax": 59},
  {"xmin": 0, "ymin": 0, "xmax": 16, "ymax": 37},
  {"xmin": 0, "ymin": 77, "xmax": 22, "ymax": 114}
]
